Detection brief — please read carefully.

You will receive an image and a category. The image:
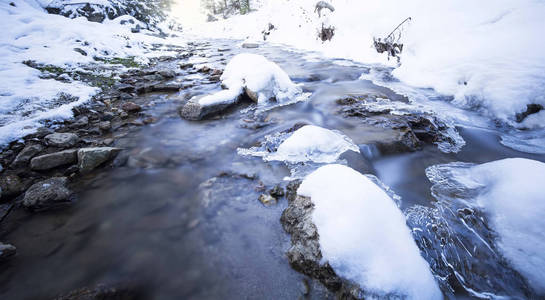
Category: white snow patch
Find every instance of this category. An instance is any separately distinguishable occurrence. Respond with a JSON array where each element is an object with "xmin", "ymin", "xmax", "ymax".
[
  {"xmin": 268, "ymin": 125, "xmax": 359, "ymax": 163},
  {"xmin": 298, "ymin": 164, "xmax": 441, "ymax": 299},
  {"xmin": 183, "ymin": 0, "xmax": 545, "ymax": 128},
  {"xmin": 198, "ymin": 53, "xmax": 302, "ymax": 107},
  {"xmin": 451, "ymin": 158, "xmax": 545, "ymax": 294}
]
